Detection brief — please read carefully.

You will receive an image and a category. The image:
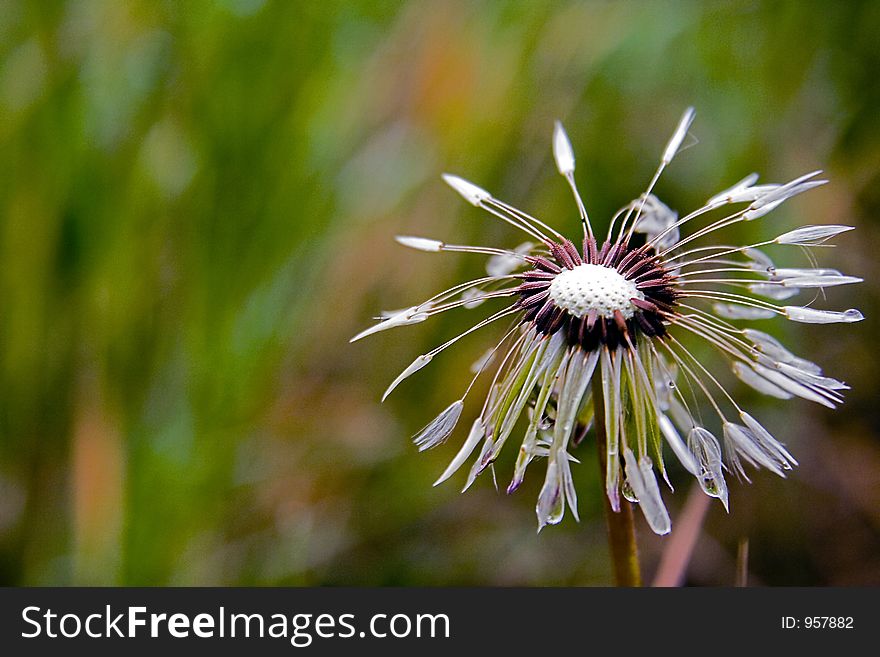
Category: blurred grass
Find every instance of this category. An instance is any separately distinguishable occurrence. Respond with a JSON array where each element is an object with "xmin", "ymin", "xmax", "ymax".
[{"xmin": 0, "ymin": 0, "xmax": 879, "ymax": 585}]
